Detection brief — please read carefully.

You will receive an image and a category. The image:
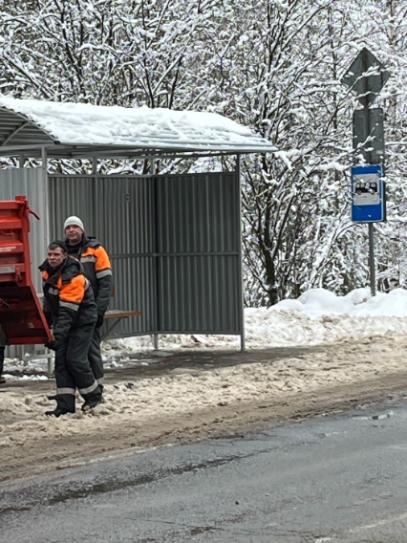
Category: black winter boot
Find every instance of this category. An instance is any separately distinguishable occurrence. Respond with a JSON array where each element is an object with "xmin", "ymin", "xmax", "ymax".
[
  {"xmin": 45, "ymin": 407, "xmax": 74, "ymax": 417},
  {"xmin": 81, "ymin": 393, "xmax": 103, "ymax": 412},
  {"xmin": 45, "ymin": 394, "xmax": 75, "ymax": 416}
]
